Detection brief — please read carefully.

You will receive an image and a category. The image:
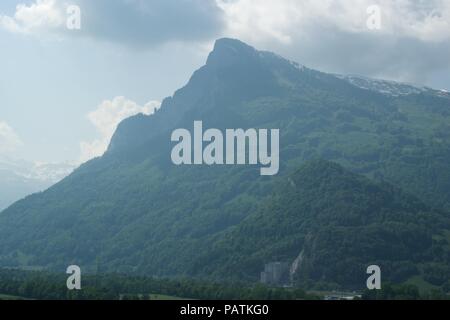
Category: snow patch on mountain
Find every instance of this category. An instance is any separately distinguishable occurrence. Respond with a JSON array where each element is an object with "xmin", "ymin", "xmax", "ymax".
[
  {"xmin": 335, "ymin": 74, "xmax": 449, "ymax": 98},
  {"xmin": 336, "ymin": 74, "xmax": 430, "ymax": 96}
]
